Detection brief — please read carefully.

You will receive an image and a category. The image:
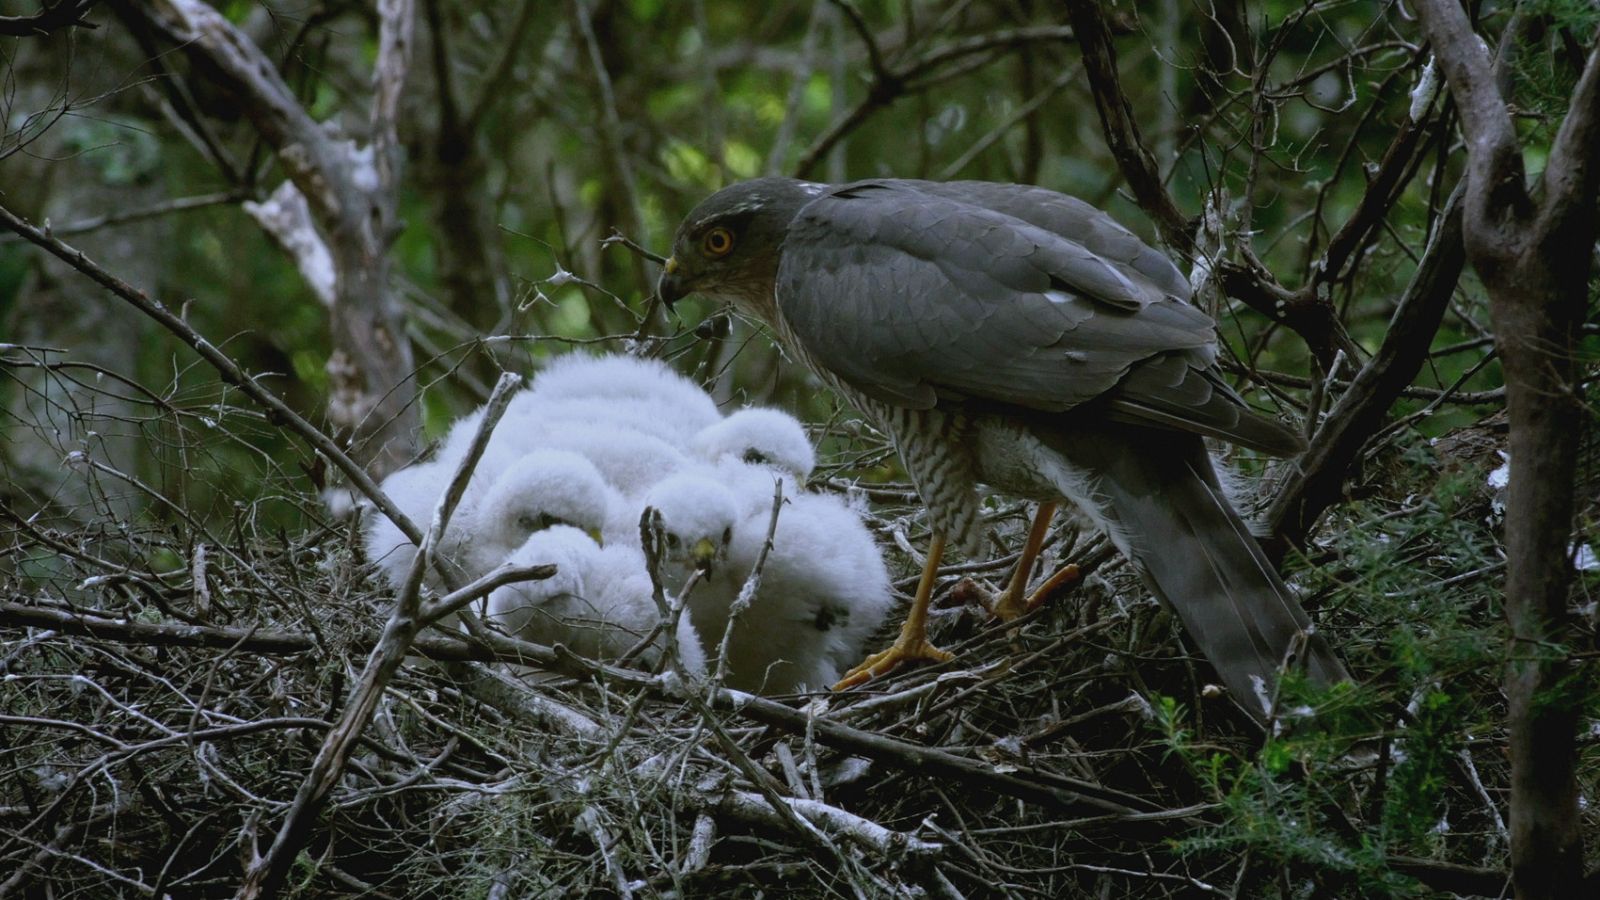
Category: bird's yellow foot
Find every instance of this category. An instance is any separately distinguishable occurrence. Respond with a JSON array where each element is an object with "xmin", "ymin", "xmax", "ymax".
[
  {"xmin": 833, "ymin": 636, "xmax": 952, "ymax": 690},
  {"xmin": 991, "ymin": 583, "xmax": 1029, "ymax": 622},
  {"xmin": 1025, "ymin": 563, "xmax": 1082, "ymax": 611},
  {"xmin": 950, "ymin": 576, "xmax": 1026, "ymax": 620},
  {"xmin": 960, "ymin": 563, "xmax": 1083, "ymax": 622}
]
